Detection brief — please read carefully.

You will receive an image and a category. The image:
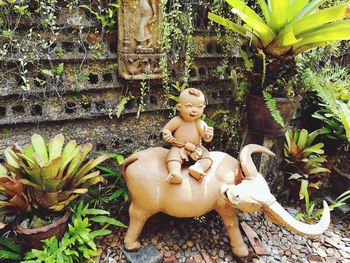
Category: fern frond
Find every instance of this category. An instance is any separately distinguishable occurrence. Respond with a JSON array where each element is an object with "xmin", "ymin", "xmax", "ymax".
[
  {"xmin": 240, "ymin": 49, "xmax": 254, "ymax": 72},
  {"xmin": 263, "ymin": 91, "xmax": 285, "ymax": 128}
]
